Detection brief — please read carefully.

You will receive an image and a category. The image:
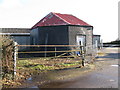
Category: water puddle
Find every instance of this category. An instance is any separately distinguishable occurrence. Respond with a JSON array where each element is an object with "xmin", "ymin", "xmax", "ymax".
[
  {"xmin": 27, "ymin": 77, "xmax": 32, "ymax": 81},
  {"xmin": 26, "ymin": 77, "xmax": 33, "ymax": 83},
  {"xmin": 30, "ymin": 86, "xmax": 39, "ymax": 88},
  {"xmin": 26, "ymin": 77, "xmax": 39, "ymax": 89},
  {"xmin": 111, "ymin": 65, "xmax": 118, "ymax": 67},
  {"xmin": 109, "ymin": 79, "xmax": 115, "ymax": 82}
]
